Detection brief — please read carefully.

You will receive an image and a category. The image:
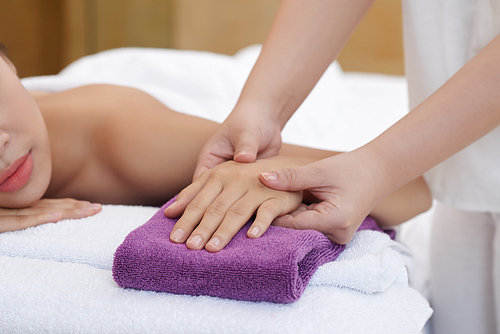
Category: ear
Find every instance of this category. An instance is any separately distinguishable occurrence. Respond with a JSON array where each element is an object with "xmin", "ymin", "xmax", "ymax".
[{"xmin": 0, "ymin": 52, "xmax": 17, "ymax": 76}]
